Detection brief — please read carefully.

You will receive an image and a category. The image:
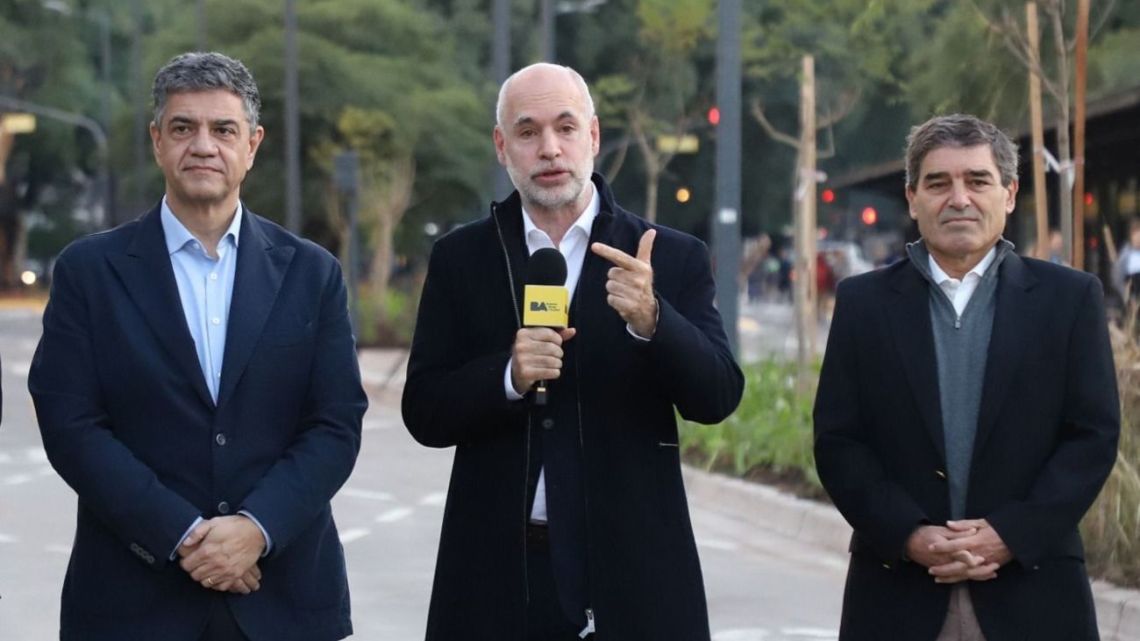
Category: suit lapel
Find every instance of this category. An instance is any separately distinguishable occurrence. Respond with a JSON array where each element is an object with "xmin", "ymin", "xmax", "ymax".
[
  {"xmin": 973, "ymin": 254, "xmax": 1036, "ymax": 455},
  {"xmin": 216, "ymin": 212, "xmax": 295, "ymax": 409},
  {"xmin": 106, "ymin": 207, "xmax": 215, "ymax": 409},
  {"xmin": 886, "ymin": 262, "xmax": 946, "ymax": 461}
]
